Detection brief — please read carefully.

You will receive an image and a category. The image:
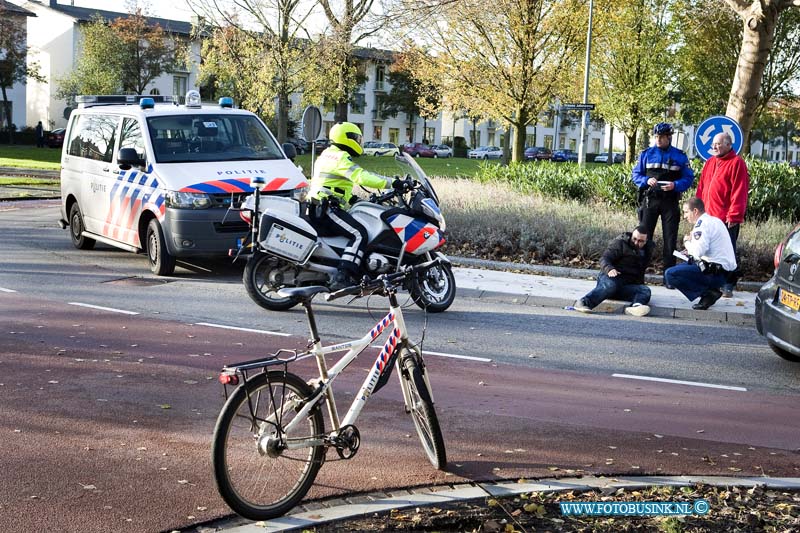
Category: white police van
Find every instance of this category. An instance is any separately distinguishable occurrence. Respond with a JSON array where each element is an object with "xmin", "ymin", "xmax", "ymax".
[{"xmin": 58, "ymin": 91, "xmax": 308, "ymax": 275}]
